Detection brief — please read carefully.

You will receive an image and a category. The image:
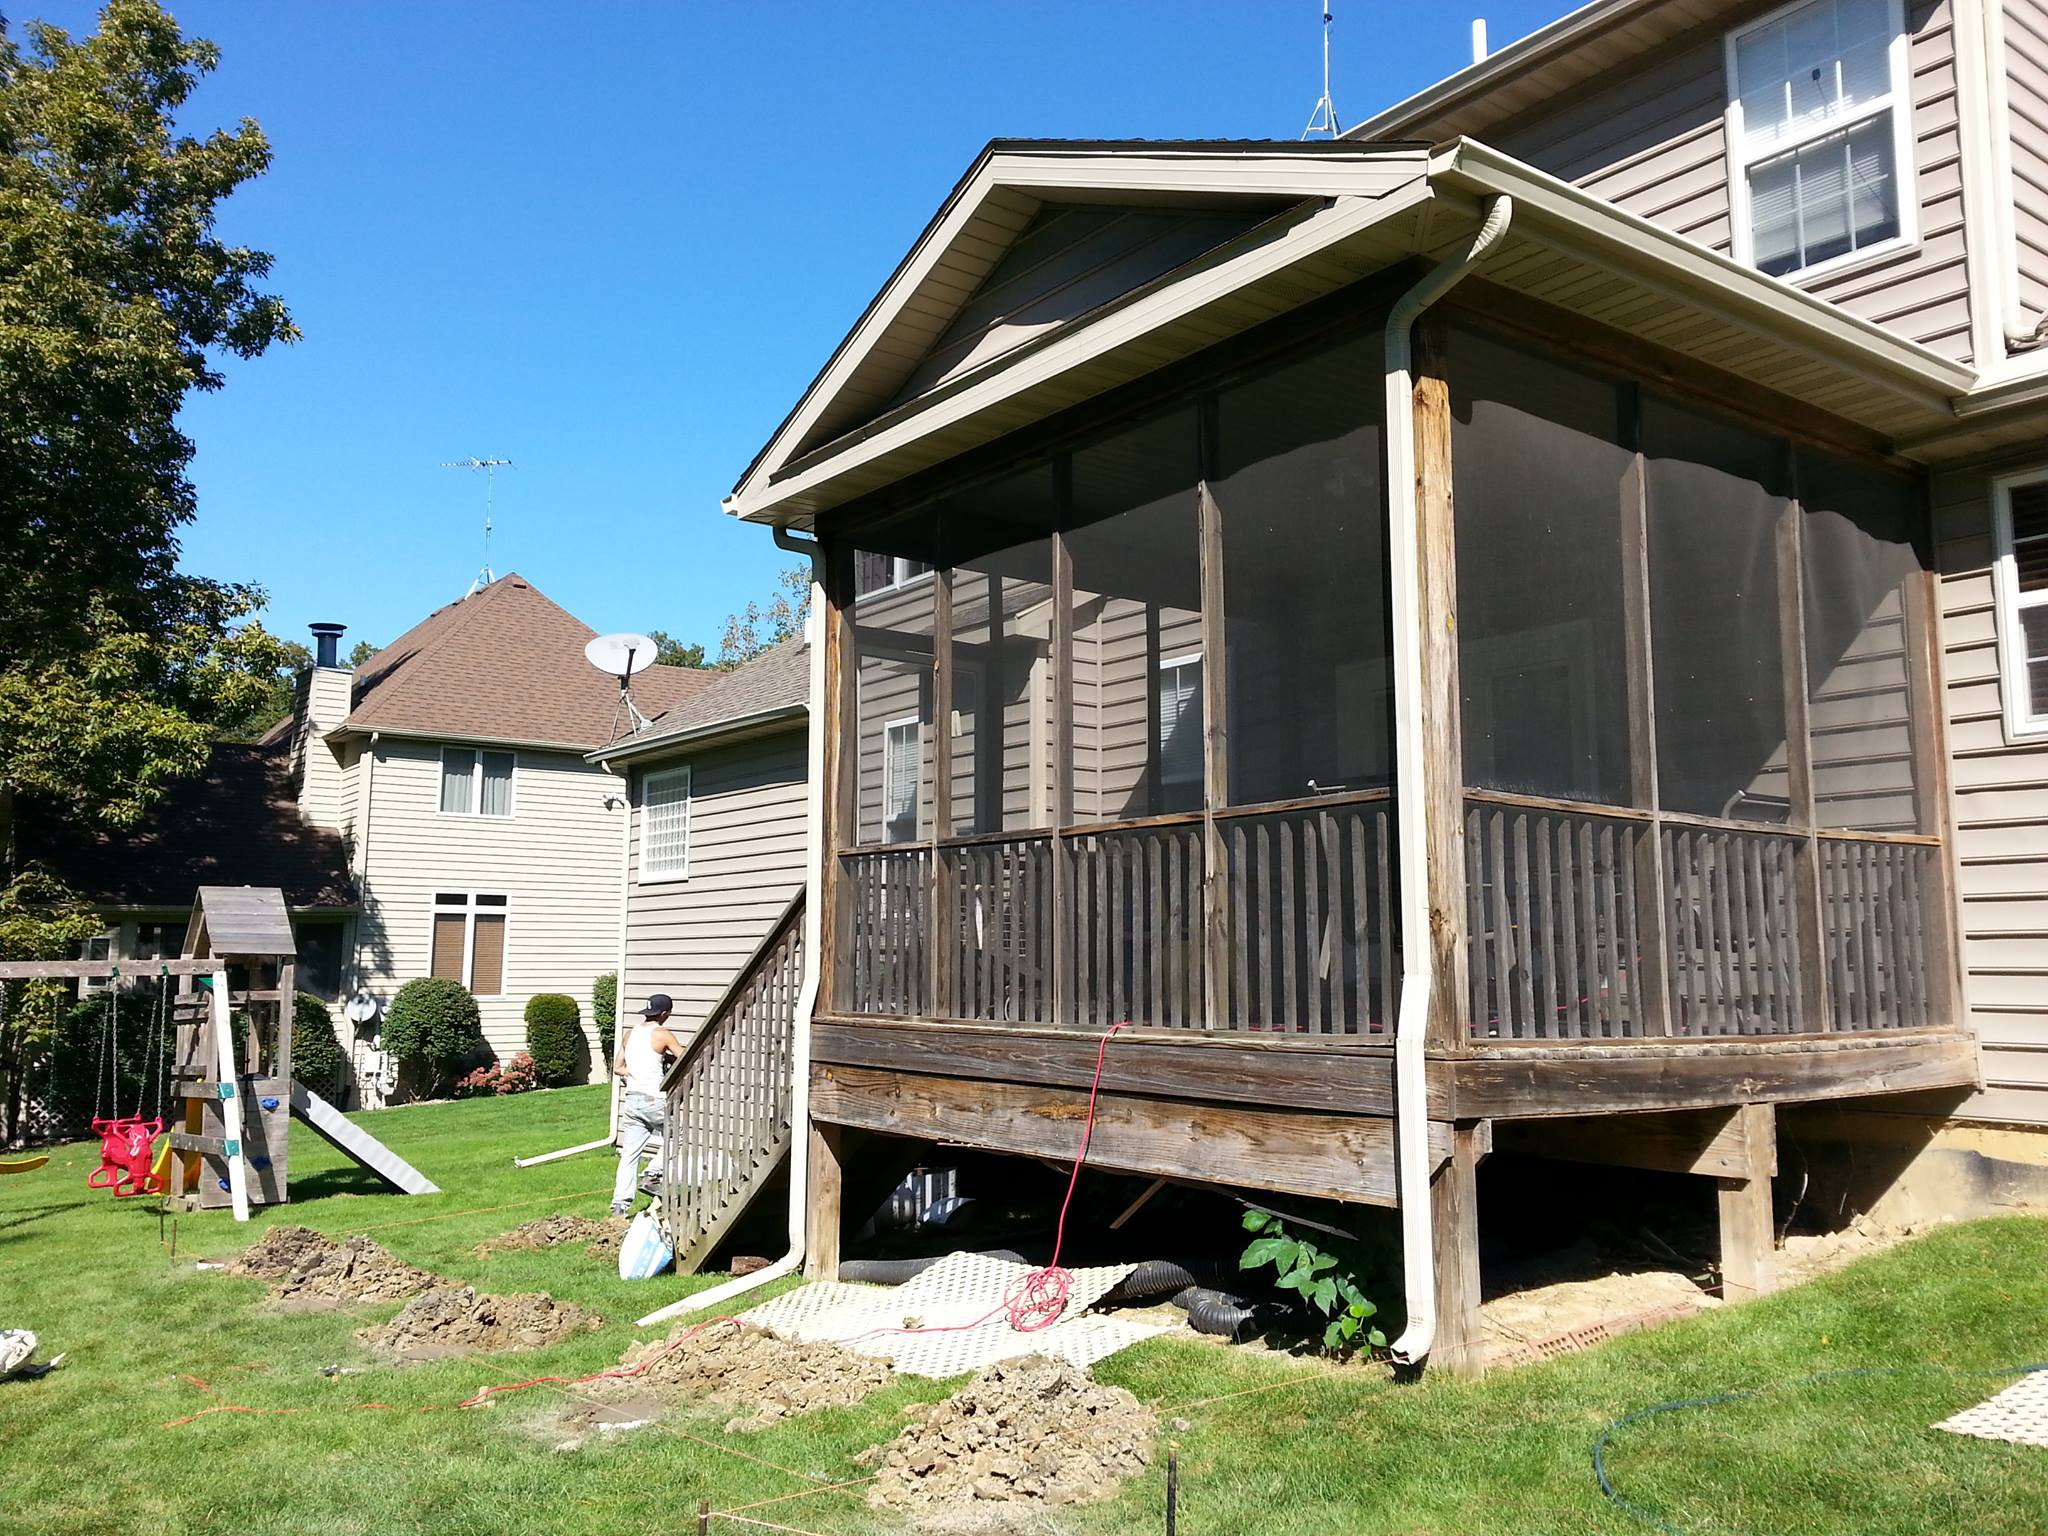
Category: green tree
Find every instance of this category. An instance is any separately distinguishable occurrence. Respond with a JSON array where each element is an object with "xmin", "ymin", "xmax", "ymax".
[
  {"xmin": 718, "ymin": 565, "xmax": 811, "ymax": 668},
  {"xmin": 647, "ymin": 630, "xmax": 707, "ymax": 669},
  {"xmin": 346, "ymin": 639, "xmax": 380, "ymax": 668},
  {"xmin": 0, "ymin": 1, "xmax": 298, "ymax": 859}
]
